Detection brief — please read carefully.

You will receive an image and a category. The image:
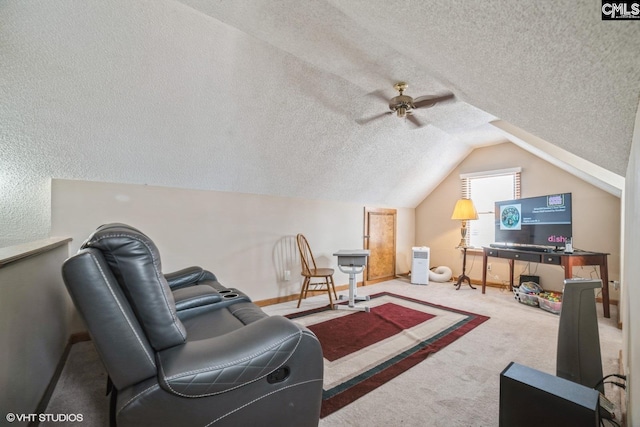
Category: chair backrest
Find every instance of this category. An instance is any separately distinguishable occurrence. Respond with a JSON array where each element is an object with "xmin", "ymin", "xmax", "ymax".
[
  {"xmin": 63, "ymin": 248, "xmax": 157, "ymax": 390},
  {"xmin": 80, "ymin": 223, "xmax": 187, "ymax": 351},
  {"xmin": 296, "ymin": 234, "xmax": 317, "ymax": 275}
]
